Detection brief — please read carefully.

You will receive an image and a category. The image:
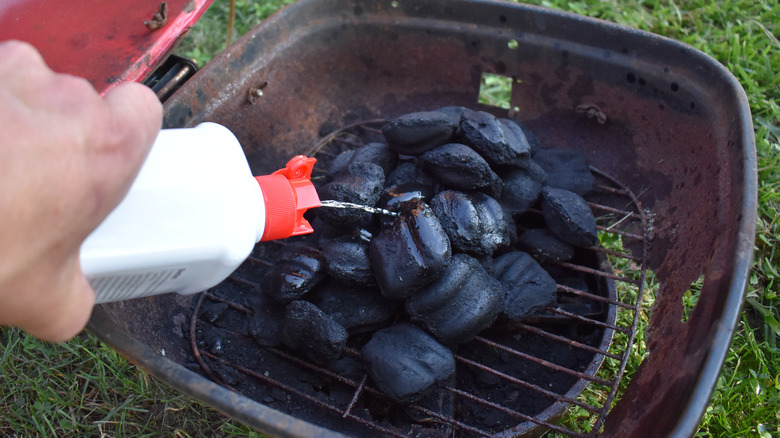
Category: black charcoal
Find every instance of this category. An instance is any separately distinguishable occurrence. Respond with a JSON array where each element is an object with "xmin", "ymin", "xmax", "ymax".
[
  {"xmin": 384, "ymin": 160, "xmax": 440, "ymax": 190},
  {"xmin": 261, "ymin": 245, "xmax": 326, "ymax": 303},
  {"xmin": 500, "ymin": 161, "xmax": 548, "ymax": 215},
  {"xmin": 282, "ymin": 300, "xmax": 348, "ymax": 366},
  {"xmin": 319, "ymin": 229, "xmax": 375, "ymax": 287},
  {"xmin": 407, "ymin": 254, "xmax": 505, "ymax": 345},
  {"xmin": 369, "ymin": 201, "xmax": 452, "ymax": 299},
  {"xmin": 518, "ymin": 228, "xmax": 575, "ymax": 262},
  {"xmin": 310, "ymin": 281, "xmax": 400, "ymax": 334},
  {"xmin": 200, "ymin": 302, "xmax": 229, "ymax": 324},
  {"xmin": 436, "ymin": 105, "xmax": 472, "ymax": 121},
  {"xmin": 382, "ymin": 111, "xmax": 458, "ymax": 155},
  {"xmin": 420, "ymin": 143, "xmax": 503, "ymax": 198},
  {"xmin": 460, "ymin": 110, "xmax": 530, "ymax": 167},
  {"xmin": 533, "ymin": 149, "xmax": 595, "ymax": 195},
  {"xmin": 361, "ymin": 322, "xmax": 455, "ymax": 403},
  {"xmin": 348, "ymin": 142, "xmax": 398, "ymax": 176},
  {"xmin": 327, "ymin": 149, "xmax": 354, "ymax": 175},
  {"xmin": 379, "ymin": 181, "xmax": 436, "ymax": 213},
  {"xmin": 541, "ymin": 187, "xmax": 598, "ymax": 247},
  {"xmin": 501, "ymin": 118, "xmax": 541, "ymax": 156},
  {"xmin": 430, "ymin": 190, "xmax": 511, "ymax": 257},
  {"xmin": 488, "ymin": 251, "xmax": 558, "ymax": 322},
  {"xmin": 249, "ymin": 292, "xmax": 287, "ymax": 347},
  {"xmin": 317, "ymin": 161, "xmax": 385, "ymax": 229}
]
